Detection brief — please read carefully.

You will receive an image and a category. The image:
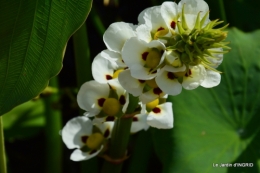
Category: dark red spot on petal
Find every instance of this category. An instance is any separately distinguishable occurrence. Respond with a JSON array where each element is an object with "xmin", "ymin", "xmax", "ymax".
[
  {"xmin": 153, "ymin": 88, "xmax": 162, "ymax": 95},
  {"xmin": 138, "ymin": 79, "xmax": 145, "ymax": 83},
  {"xmin": 185, "ymin": 69, "xmax": 192, "ymax": 77},
  {"xmin": 160, "ymin": 50, "xmax": 164, "ymax": 55},
  {"xmin": 167, "ymin": 72, "xmax": 175, "ymax": 79},
  {"xmin": 157, "ymin": 27, "xmax": 165, "ymax": 31},
  {"xmin": 152, "ymin": 107, "xmax": 161, "ymax": 114},
  {"xmin": 106, "ymin": 116, "xmax": 115, "ymax": 121},
  {"xmin": 142, "ymin": 52, "xmax": 149, "ymax": 61},
  {"xmin": 98, "ymin": 98, "xmax": 106, "ymax": 107},
  {"xmin": 89, "ymin": 149, "xmax": 97, "ymax": 155},
  {"xmin": 132, "ymin": 117, "xmax": 138, "ymax": 122},
  {"xmin": 106, "ymin": 75, "xmax": 112, "ymax": 80},
  {"xmin": 171, "ymin": 21, "xmax": 176, "ymax": 29},
  {"xmin": 81, "ymin": 136, "xmax": 88, "ymax": 143},
  {"xmin": 119, "ymin": 95, "xmax": 126, "ymax": 105},
  {"xmin": 103, "ymin": 129, "xmax": 110, "ymax": 138}
]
